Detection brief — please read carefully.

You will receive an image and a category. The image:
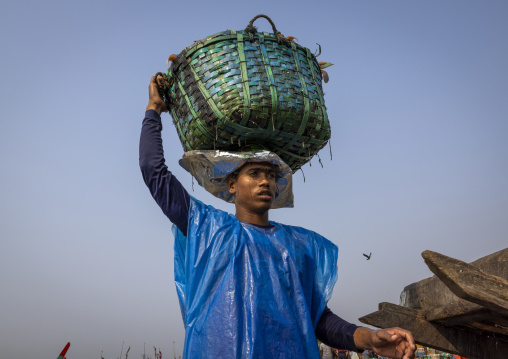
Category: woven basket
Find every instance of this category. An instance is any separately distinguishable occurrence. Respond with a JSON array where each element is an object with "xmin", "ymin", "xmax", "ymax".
[{"xmin": 157, "ymin": 15, "xmax": 331, "ymax": 172}]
